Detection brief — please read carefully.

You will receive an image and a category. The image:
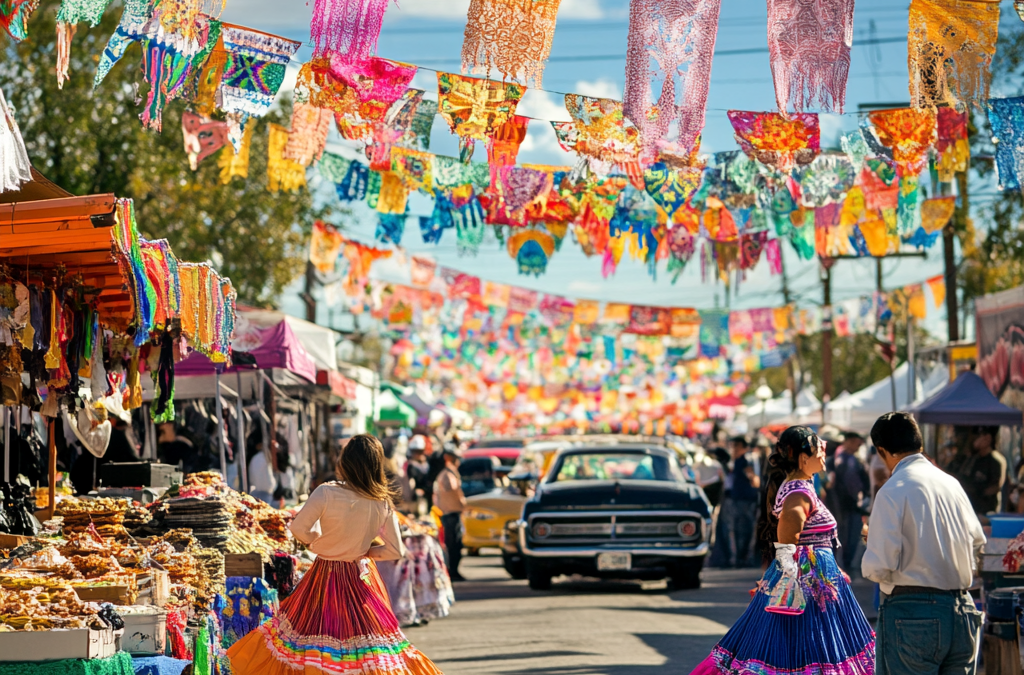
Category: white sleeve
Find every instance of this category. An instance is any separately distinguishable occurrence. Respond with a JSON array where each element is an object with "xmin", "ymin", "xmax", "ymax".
[
  {"xmin": 288, "ymin": 485, "xmax": 327, "ymax": 546},
  {"xmin": 861, "ymin": 488, "xmax": 902, "ymax": 587}
]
